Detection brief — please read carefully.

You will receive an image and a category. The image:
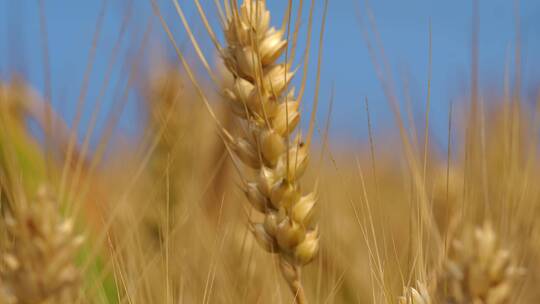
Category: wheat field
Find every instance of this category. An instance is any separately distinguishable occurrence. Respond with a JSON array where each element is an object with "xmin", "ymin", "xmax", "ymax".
[{"xmin": 0, "ymin": 0, "xmax": 539, "ymax": 303}]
